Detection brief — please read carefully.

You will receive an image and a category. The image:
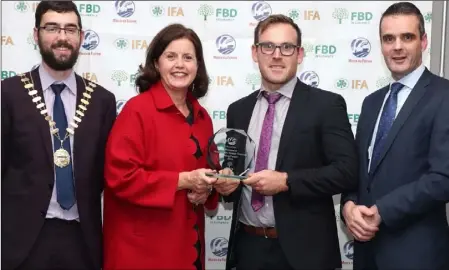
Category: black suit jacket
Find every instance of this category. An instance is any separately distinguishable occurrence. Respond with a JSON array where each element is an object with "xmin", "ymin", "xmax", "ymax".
[
  {"xmin": 224, "ymin": 78, "xmax": 358, "ymax": 270},
  {"xmin": 1, "ymin": 68, "xmax": 116, "ymax": 269},
  {"xmin": 341, "ymin": 68, "xmax": 449, "ymax": 269}
]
